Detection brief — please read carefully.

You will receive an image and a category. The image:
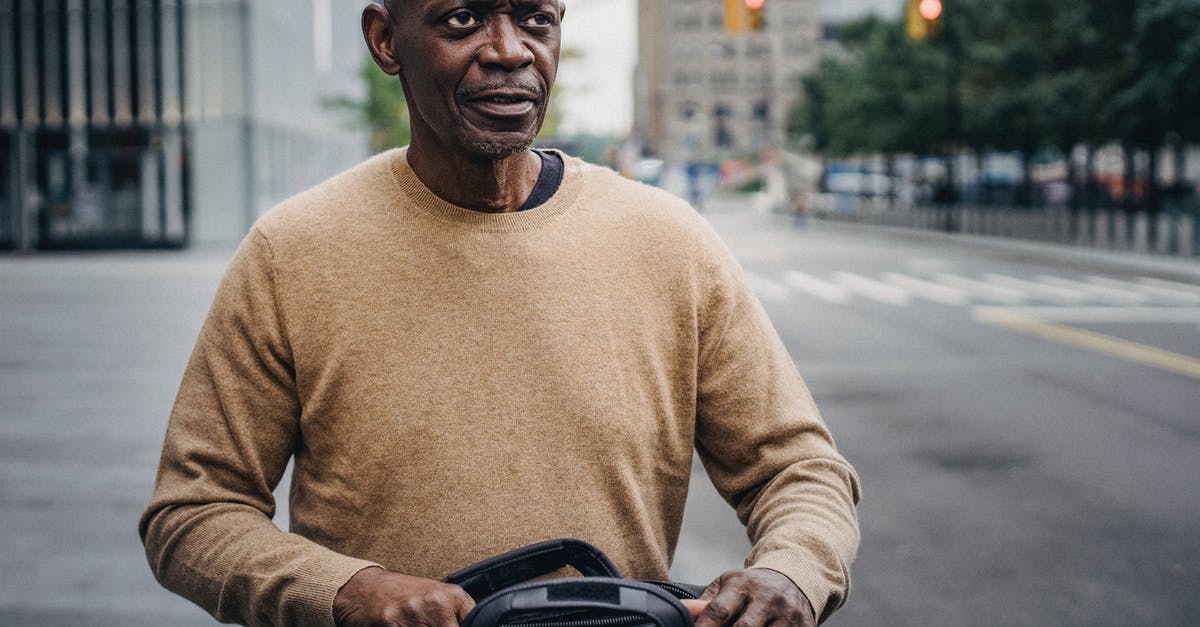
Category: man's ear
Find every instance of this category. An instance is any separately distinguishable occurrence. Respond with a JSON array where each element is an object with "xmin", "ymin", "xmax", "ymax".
[{"xmin": 362, "ymin": 3, "xmax": 401, "ymax": 76}]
